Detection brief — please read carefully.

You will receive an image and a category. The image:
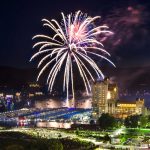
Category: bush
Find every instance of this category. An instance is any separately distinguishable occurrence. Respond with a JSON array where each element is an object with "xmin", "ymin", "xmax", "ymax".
[
  {"xmin": 48, "ymin": 139, "xmax": 63, "ymax": 150},
  {"xmin": 5, "ymin": 144, "xmax": 24, "ymax": 150}
]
